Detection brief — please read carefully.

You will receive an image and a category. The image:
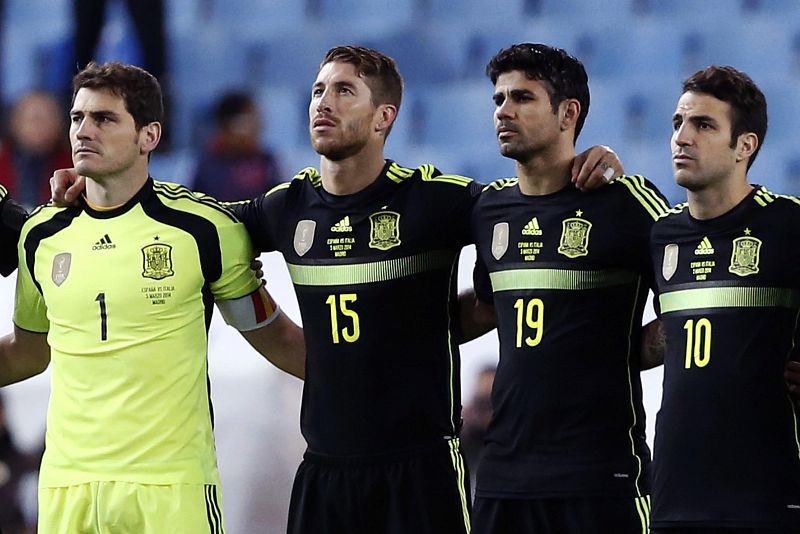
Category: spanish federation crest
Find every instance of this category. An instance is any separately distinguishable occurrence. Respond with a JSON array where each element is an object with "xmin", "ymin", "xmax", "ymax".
[
  {"xmin": 294, "ymin": 220, "xmax": 316, "ymax": 257},
  {"xmin": 369, "ymin": 211, "xmax": 401, "ymax": 251},
  {"xmin": 557, "ymin": 217, "xmax": 592, "ymax": 258},
  {"xmin": 491, "ymin": 222, "xmax": 509, "ymax": 260},
  {"xmin": 142, "ymin": 243, "xmax": 174, "ymax": 280},
  {"xmin": 51, "ymin": 252, "xmax": 71, "ymax": 286},
  {"xmin": 729, "ymin": 236, "xmax": 762, "ymax": 277},
  {"xmin": 662, "ymin": 243, "xmax": 679, "ymax": 281}
]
